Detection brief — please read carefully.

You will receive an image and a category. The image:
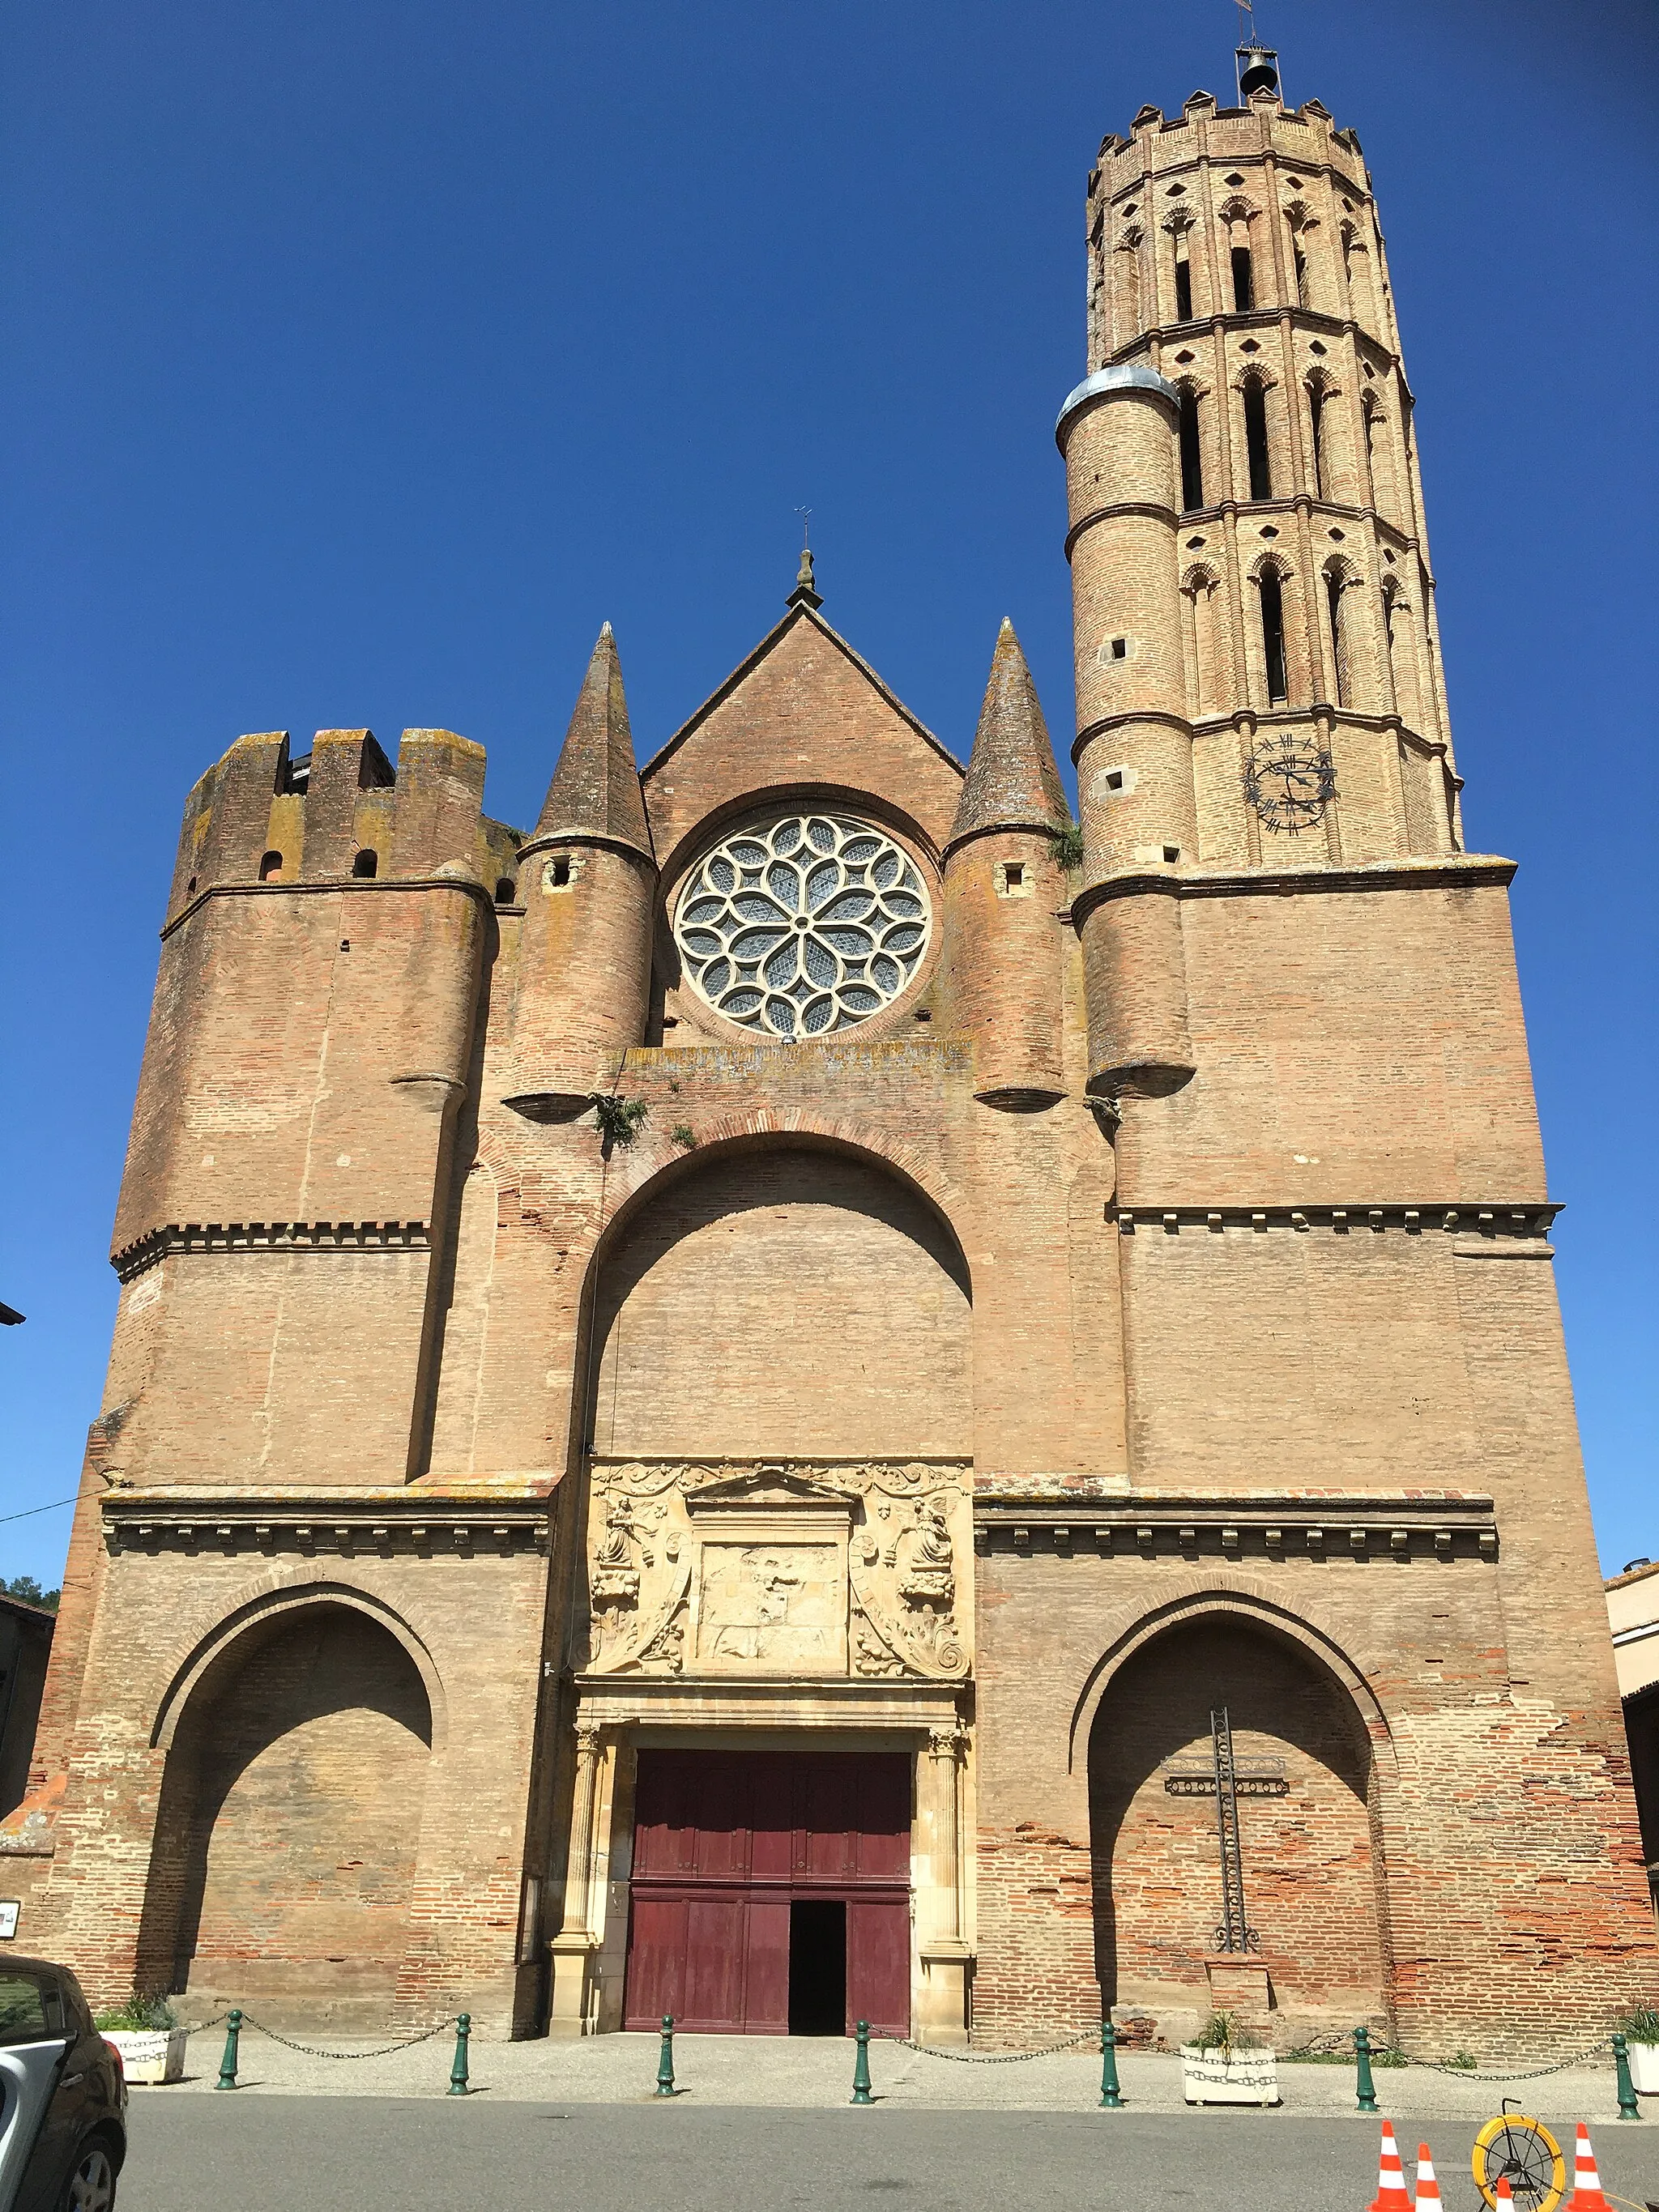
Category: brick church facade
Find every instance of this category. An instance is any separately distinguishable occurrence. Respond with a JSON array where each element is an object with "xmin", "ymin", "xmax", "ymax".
[{"xmin": 9, "ymin": 49, "xmax": 1655, "ymax": 2052}]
